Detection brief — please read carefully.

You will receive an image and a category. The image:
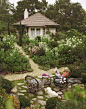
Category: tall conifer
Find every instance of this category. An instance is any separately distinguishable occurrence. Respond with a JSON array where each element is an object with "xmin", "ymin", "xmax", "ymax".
[
  {"xmin": 8, "ymin": 22, "xmax": 10, "ymax": 35},
  {"xmin": 19, "ymin": 20, "xmax": 22, "ymax": 46}
]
